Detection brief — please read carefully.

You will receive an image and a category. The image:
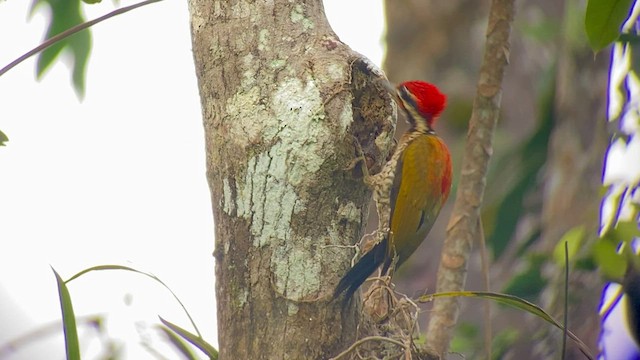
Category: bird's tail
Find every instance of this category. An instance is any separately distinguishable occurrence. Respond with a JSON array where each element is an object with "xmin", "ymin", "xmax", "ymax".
[{"xmin": 332, "ymin": 237, "xmax": 387, "ymax": 306}]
